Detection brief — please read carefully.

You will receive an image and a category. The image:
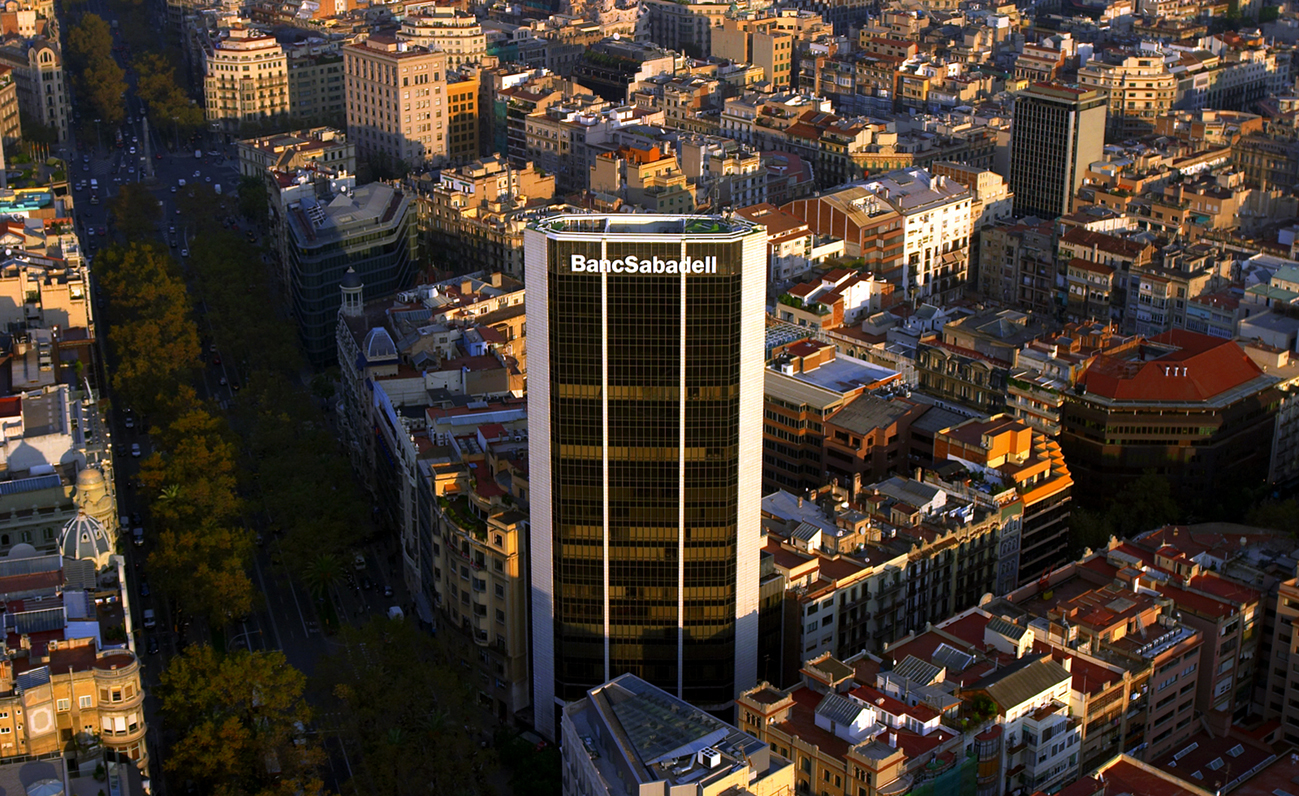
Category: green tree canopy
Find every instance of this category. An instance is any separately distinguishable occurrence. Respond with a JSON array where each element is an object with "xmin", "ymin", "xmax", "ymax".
[{"xmin": 160, "ymin": 646, "xmax": 322, "ymax": 794}]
